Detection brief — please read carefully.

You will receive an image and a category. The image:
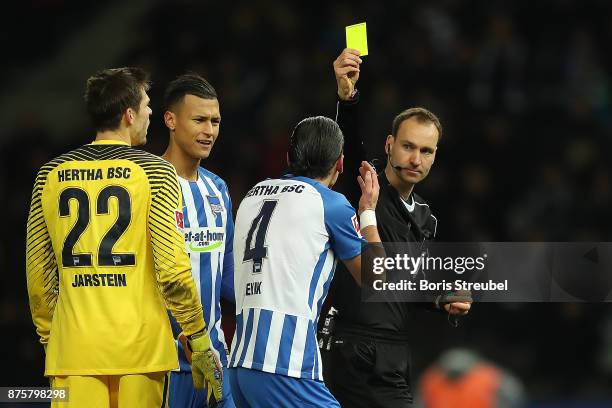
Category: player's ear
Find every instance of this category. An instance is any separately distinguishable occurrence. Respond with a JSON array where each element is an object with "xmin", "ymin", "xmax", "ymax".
[
  {"xmin": 125, "ymin": 108, "xmax": 136, "ymax": 125},
  {"xmin": 164, "ymin": 111, "xmax": 176, "ymax": 132},
  {"xmin": 336, "ymin": 154, "xmax": 344, "ymax": 174}
]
